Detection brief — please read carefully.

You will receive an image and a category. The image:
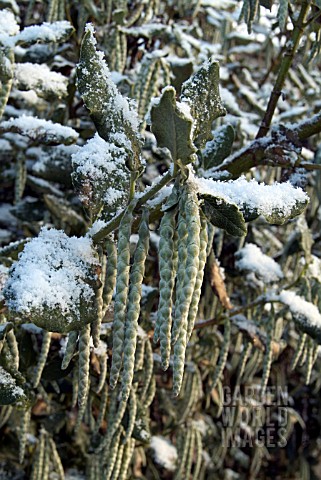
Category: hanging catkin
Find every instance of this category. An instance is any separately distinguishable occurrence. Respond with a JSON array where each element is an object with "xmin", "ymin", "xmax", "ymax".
[
  {"xmin": 173, "ymin": 186, "xmax": 201, "ymax": 396},
  {"xmin": 61, "ymin": 331, "xmax": 78, "ymax": 370},
  {"xmin": 33, "ymin": 331, "xmax": 52, "ymax": 388},
  {"xmin": 110, "ymin": 202, "xmax": 135, "ymax": 389},
  {"xmin": 186, "ymin": 213, "xmax": 208, "ymax": 341},
  {"xmin": 103, "ymin": 238, "xmax": 117, "ymax": 314},
  {"xmin": 156, "ymin": 207, "xmax": 177, "ymax": 370},
  {"xmin": 122, "ymin": 209, "xmax": 150, "ymax": 401},
  {"xmin": 78, "ymin": 323, "xmax": 91, "ymax": 407}
]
